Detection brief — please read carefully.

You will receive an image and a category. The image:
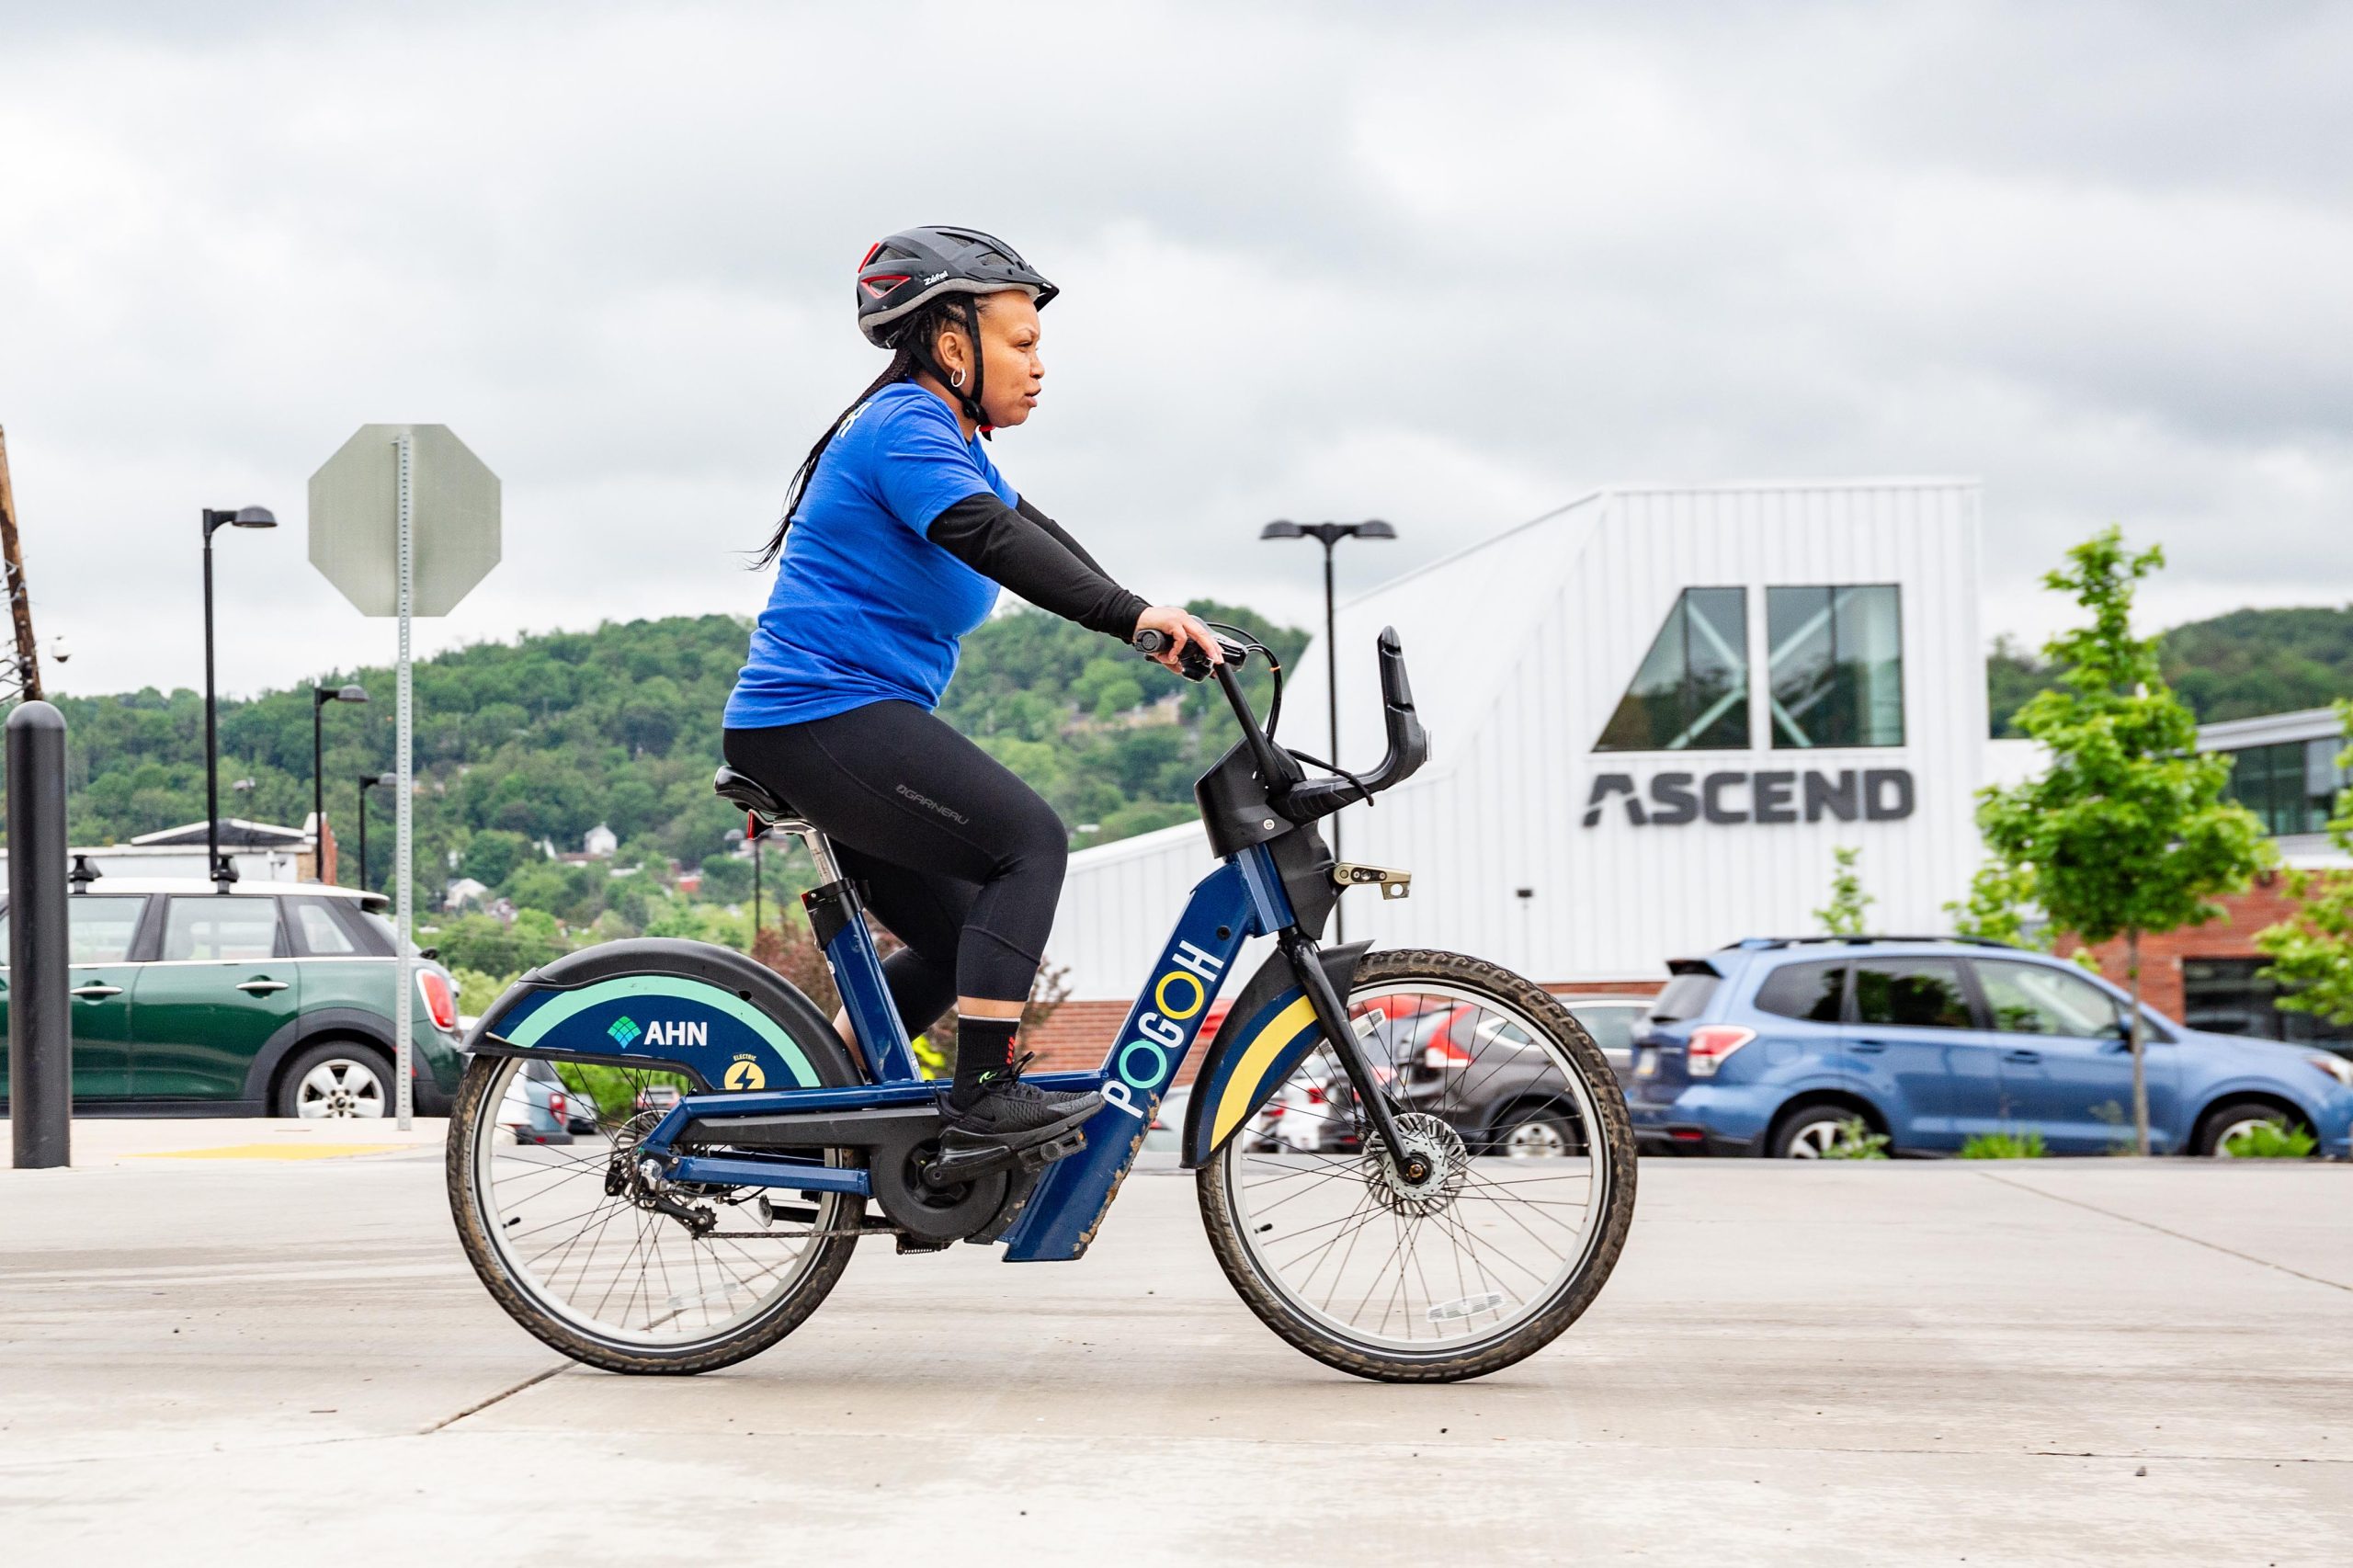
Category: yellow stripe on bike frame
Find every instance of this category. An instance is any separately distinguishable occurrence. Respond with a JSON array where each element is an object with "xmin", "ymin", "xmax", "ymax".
[{"xmin": 1211, "ymin": 995, "xmax": 1319, "ymax": 1147}]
